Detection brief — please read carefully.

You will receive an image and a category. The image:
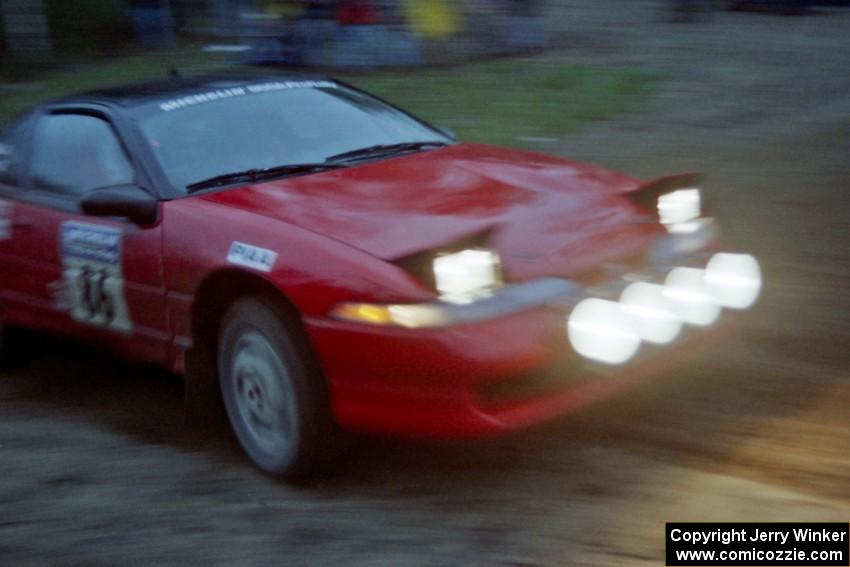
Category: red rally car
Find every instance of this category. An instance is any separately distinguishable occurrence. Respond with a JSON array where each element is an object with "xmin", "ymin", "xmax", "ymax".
[{"xmin": 0, "ymin": 74, "xmax": 762, "ymax": 479}]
